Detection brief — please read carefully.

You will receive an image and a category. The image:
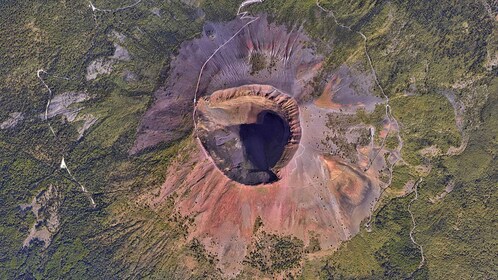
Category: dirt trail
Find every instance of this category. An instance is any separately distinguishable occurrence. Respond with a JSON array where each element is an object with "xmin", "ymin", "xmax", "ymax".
[
  {"xmin": 61, "ymin": 158, "xmax": 96, "ymax": 207},
  {"xmin": 89, "ymin": 0, "xmax": 142, "ymax": 13},
  {"xmin": 88, "ymin": 0, "xmax": 142, "ymax": 23},
  {"xmin": 192, "ymin": 0, "xmax": 264, "ymax": 136},
  {"xmin": 408, "ymin": 178, "xmax": 425, "ymax": 270},
  {"xmin": 237, "ymin": 0, "xmax": 264, "ymax": 19},
  {"xmin": 36, "ymin": 69, "xmax": 96, "ymax": 208},
  {"xmin": 37, "ymin": 70, "xmax": 56, "ymax": 137}
]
